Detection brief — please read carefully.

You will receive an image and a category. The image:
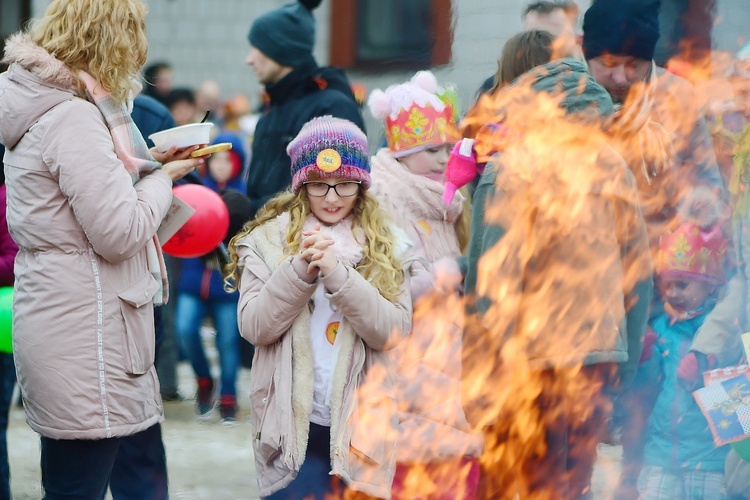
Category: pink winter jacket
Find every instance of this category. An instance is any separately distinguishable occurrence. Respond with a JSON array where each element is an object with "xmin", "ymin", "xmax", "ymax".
[
  {"xmin": 0, "ymin": 34, "xmax": 172, "ymax": 439},
  {"xmin": 235, "ymin": 215, "xmax": 414, "ymax": 498},
  {"xmin": 370, "ymin": 149, "xmax": 484, "ymax": 463}
]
